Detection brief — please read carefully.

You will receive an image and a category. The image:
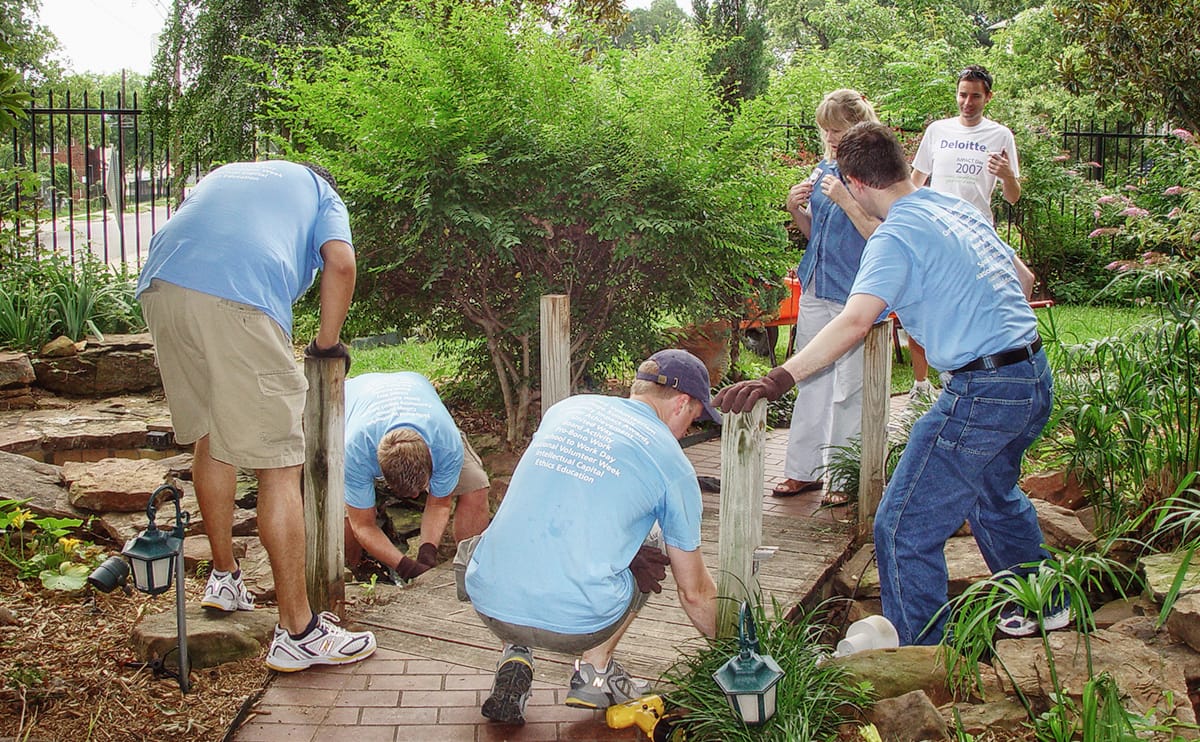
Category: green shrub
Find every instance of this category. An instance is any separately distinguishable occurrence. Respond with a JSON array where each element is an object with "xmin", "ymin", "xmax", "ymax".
[
  {"xmin": 270, "ymin": 4, "xmax": 793, "ymax": 444},
  {"xmin": 660, "ymin": 598, "xmax": 871, "ymax": 741}
]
